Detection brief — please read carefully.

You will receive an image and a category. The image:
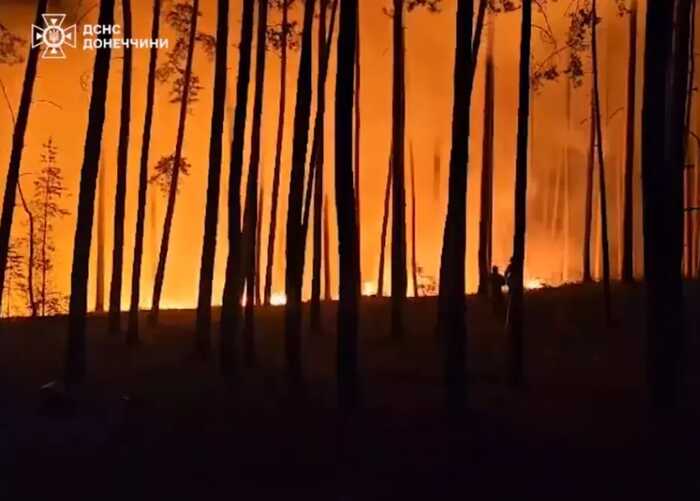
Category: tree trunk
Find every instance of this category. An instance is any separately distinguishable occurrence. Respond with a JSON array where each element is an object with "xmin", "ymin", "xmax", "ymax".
[
  {"xmin": 264, "ymin": 0, "xmax": 290, "ymax": 306},
  {"xmin": 128, "ymin": 0, "xmax": 161, "ymax": 345},
  {"xmin": 563, "ymin": 79, "xmax": 571, "ymax": 282},
  {"xmin": 391, "ymin": 0, "xmax": 407, "ymax": 339},
  {"xmin": 335, "ymin": 0, "xmax": 360, "ymax": 412},
  {"xmin": 256, "ymin": 184, "xmax": 263, "ymax": 306},
  {"xmin": 0, "ymin": 0, "xmax": 48, "ymax": 314},
  {"xmin": 506, "ymin": 0, "xmax": 531, "ymax": 390},
  {"xmin": 150, "ymin": 0, "xmax": 200, "ymax": 324},
  {"xmin": 17, "ymin": 183, "xmax": 36, "ymax": 317},
  {"xmin": 95, "ymin": 154, "xmax": 106, "ymax": 312},
  {"xmin": 477, "ymin": 16, "xmax": 494, "ymax": 296},
  {"xmin": 684, "ymin": 0, "xmax": 697, "ymax": 277},
  {"xmin": 194, "ymin": 0, "xmax": 228, "ymax": 354},
  {"xmin": 311, "ymin": 0, "xmax": 330, "ymax": 333},
  {"xmin": 591, "ymin": 0, "xmax": 613, "ymax": 326},
  {"xmin": 220, "ymin": 0, "xmax": 255, "ymax": 376},
  {"xmin": 410, "ymin": 141, "xmax": 419, "ymax": 298},
  {"xmin": 241, "ymin": 0, "xmax": 269, "ymax": 368},
  {"xmin": 284, "ymin": 0, "xmax": 316, "ymax": 394},
  {"xmin": 323, "ymin": 195, "xmax": 331, "ymax": 301},
  {"xmin": 470, "ymin": 0, "xmax": 488, "ymax": 87},
  {"xmin": 354, "ymin": 0, "xmax": 362, "ymax": 282},
  {"xmin": 108, "ymin": 0, "xmax": 133, "ymax": 335},
  {"xmin": 377, "ymin": 157, "xmax": 392, "ymax": 296},
  {"xmin": 438, "ymin": 0, "xmax": 473, "ymax": 413},
  {"xmin": 622, "ymin": 0, "xmax": 637, "ymax": 283},
  {"xmin": 65, "ymin": 0, "xmax": 115, "ymax": 385},
  {"xmin": 583, "ymin": 96, "xmax": 595, "ymax": 283},
  {"xmin": 641, "ymin": 0, "xmax": 686, "ymax": 412}
]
